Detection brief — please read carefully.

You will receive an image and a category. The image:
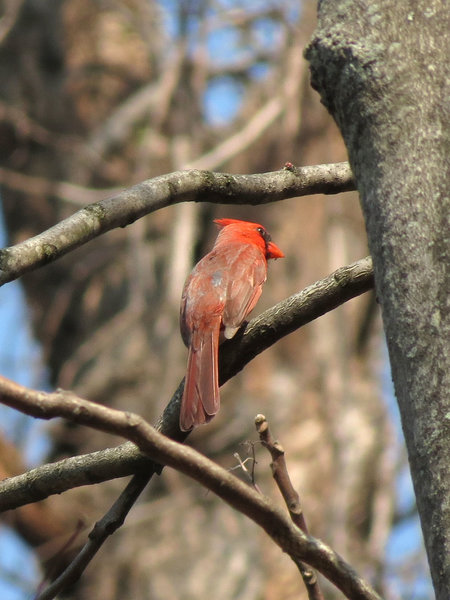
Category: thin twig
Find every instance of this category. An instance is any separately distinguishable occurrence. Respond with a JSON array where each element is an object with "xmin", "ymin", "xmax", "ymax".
[
  {"xmin": 35, "ymin": 472, "xmax": 150, "ymax": 600},
  {"xmin": 231, "ymin": 452, "xmax": 262, "ymax": 493},
  {"xmin": 255, "ymin": 414, "xmax": 325, "ymax": 600},
  {"xmin": 0, "ymin": 166, "xmax": 121, "ymax": 206}
]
